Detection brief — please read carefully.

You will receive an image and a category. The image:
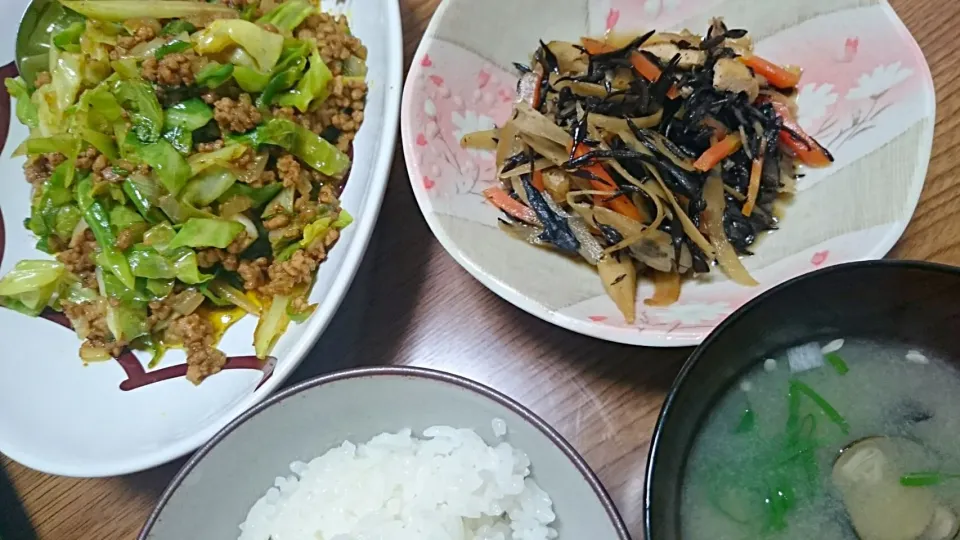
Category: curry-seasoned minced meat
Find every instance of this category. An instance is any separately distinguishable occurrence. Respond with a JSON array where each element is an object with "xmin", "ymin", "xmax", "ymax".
[
  {"xmin": 259, "ymin": 249, "xmax": 318, "ymax": 297},
  {"xmin": 110, "ymin": 22, "xmax": 158, "ymax": 60},
  {"xmin": 24, "ymin": 152, "xmax": 66, "ymax": 186},
  {"xmin": 56, "ymin": 229, "xmax": 98, "ymax": 287},
  {"xmin": 214, "ymin": 94, "xmax": 262, "ymax": 134},
  {"xmin": 63, "ymin": 298, "xmax": 126, "ymax": 358},
  {"xmin": 238, "ymin": 257, "xmax": 270, "ymax": 291},
  {"xmin": 295, "ymin": 13, "xmax": 367, "ymax": 76},
  {"xmin": 271, "ymin": 77, "xmax": 367, "ymax": 152},
  {"xmin": 142, "ymin": 51, "xmax": 201, "ymax": 87},
  {"xmin": 167, "ymin": 314, "xmax": 227, "ymax": 385},
  {"xmin": 257, "ymin": 224, "xmax": 343, "ymax": 297}
]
